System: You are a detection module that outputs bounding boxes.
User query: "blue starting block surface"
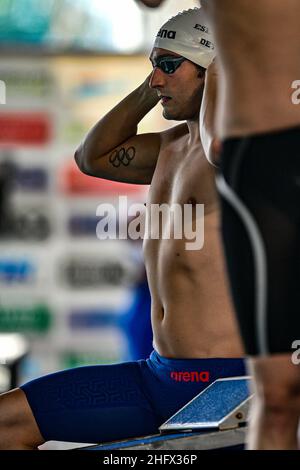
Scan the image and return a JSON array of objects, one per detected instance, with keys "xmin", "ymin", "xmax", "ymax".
[{"xmin": 160, "ymin": 376, "xmax": 253, "ymax": 433}]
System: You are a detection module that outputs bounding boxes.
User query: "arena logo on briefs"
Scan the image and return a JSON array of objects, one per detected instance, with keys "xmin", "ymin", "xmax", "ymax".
[
  {"xmin": 95, "ymin": 196, "xmax": 205, "ymax": 251},
  {"xmin": 170, "ymin": 371, "xmax": 210, "ymax": 383},
  {"xmin": 0, "ymin": 80, "xmax": 6, "ymax": 104}
]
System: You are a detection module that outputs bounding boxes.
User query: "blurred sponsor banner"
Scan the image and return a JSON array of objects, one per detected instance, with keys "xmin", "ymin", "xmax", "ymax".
[
  {"xmin": 59, "ymin": 254, "xmax": 138, "ymax": 289},
  {"xmin": 0, "ymin": 304, "xmax": 52, "ymax": 334},
  {"xmin": 0, "ymin": 248, "xmax": 52, "ymax": 286},
  {"xmin": 59, "ymin": 160, "xmax": 148, "ymax": 197},
  {"xmin": 0, "ymin": 65, "xmax": 56, "ymax": 105},
  {"xmin": 0, "ymin": 113, "xmax": 52, "ymax": 146}
]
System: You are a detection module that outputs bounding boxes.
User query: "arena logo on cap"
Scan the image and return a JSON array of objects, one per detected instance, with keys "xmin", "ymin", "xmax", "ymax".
[
  {"xmin": 157, "ymin": 29, "xmax": 177, "ymax": 39},
  {"xmin": 0, "ymin": 80, "xmax": 6, "ymax": 105},
  {"xmin": 95, "ymin": 196, "xmax": 204, "ymax": 251}
]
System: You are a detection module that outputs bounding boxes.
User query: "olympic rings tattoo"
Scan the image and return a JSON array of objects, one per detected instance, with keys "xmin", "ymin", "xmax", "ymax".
[{"xmin": 109, "ymin": 147, "xmax": 136, "ymax": 168}]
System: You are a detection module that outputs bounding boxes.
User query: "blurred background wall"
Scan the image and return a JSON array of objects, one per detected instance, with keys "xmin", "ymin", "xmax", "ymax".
[{"xmin": 0, "ymin": 0, "xmax": 198, "ymax": 395}]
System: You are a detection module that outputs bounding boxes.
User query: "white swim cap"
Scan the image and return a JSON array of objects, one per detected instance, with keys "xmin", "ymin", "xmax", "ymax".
[{"xmin": 153, "ymin": 8, "xmax": 215, "ymax": 69}]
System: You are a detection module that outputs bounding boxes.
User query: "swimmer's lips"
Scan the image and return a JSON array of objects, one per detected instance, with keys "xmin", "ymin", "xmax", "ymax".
[{"xmin": 160, "ymin": 96, "xmax": 172, "ymax": 105}]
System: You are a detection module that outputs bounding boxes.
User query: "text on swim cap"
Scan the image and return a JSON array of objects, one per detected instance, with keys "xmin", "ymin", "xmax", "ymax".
[
  {"xmin": 157, "ymin": 29, "xmax": 177, "ymax": 40},
  {"xmin": 200, "ymin": 38, "xmax": 214, "ymax": 50},
  {"xmin": 194, "ymin": 23, "xmax": 210, "ymax": 34}
]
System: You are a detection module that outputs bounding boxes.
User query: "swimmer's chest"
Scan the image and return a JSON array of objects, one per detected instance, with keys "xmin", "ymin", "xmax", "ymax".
[{"xmin": 148, "ymin": 146, "xmax": 216, "ymax": 207}]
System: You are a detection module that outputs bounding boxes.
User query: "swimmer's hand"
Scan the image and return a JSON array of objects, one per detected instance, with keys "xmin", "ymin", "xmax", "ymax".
[
  {"xmin": 144, "ymin": 72, "xmax": 162, "ymax": 103},
  {"xmin": 199, "ymin": 59, "xmax": 221, "ymax": 167}
]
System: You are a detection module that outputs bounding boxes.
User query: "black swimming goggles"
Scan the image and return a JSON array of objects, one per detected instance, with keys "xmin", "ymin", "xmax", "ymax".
[{"xmin": 151, "ymin": 56, "xmax": 186, "ymax": 75}]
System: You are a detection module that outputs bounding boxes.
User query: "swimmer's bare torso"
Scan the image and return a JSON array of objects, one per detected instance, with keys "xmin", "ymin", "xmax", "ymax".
[
  {"xmin": 144, "ymin": 124, "xmax": 242, "ymax": 358},
  {"xmin": 75, "ymin": 70, "xmax": 243, "ymax": 359},
  {"xmin": 201, "ymin": 0, "xmax": 300, "ymax": 138}
]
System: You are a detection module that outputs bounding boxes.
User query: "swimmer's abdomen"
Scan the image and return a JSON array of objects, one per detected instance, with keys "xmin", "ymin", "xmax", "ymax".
[{"xmin": 144, "ymin": 212, "xmax": 243, "ymax": 358}]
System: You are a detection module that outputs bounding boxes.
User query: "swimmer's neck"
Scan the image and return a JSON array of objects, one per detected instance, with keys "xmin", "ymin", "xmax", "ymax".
[{"xmin": 186, "ymin": 117, "xmax": 200, "ymax": 147}]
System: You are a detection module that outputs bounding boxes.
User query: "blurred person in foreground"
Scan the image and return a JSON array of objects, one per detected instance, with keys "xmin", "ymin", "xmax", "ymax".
[{"xmin": 199, "ymin": 0, "xmax": 300, "ymax": 450}]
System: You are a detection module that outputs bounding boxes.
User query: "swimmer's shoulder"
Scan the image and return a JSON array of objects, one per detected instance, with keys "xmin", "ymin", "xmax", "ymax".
[{"xmin": 159, "ymin": 123, "xmax": 189, "ymax": 149}]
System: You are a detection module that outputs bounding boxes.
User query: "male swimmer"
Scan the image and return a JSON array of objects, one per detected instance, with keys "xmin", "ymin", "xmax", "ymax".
[
  {"xmin": 0, "ymin": 9, "xmax": 245, "ymax": 450},
  {"xmin": 199, "ymin": 0, "xmax": 300, "ymax": 450}
]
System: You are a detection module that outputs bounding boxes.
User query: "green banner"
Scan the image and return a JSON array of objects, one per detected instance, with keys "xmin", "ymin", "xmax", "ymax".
[{"xmin": 0, "ymin": 304, "xmax": 52, "ymax": 333}]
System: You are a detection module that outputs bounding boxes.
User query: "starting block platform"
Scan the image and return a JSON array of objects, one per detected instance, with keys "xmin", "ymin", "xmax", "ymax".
[{"xmin": 81, "ymin": 376, "xmax": 253, "ymax": 451}]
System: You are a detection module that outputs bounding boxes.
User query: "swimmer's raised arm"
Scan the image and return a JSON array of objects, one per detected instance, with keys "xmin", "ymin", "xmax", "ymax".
[
  {"xmin": 75, "ymin": 75, "xmax": 162, "ymax": 185},
  {"xmin": 199, "ymin": 59, "xmax": 221, "ymax": 167}
]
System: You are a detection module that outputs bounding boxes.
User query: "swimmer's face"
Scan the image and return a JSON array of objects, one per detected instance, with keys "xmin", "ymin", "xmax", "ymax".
[{"xmin": 149, "ymin": 48, "xmax": 205, "ymax": 121}]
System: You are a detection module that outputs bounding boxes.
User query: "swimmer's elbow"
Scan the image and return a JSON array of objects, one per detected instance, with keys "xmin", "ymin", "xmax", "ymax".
[
  {"xmin": 74, "ymin": 146, "xmax": 86, "ymax": 173},
  {"xmin": 74, "ymin": 145, "xmax": 94, "ymax": 176}
]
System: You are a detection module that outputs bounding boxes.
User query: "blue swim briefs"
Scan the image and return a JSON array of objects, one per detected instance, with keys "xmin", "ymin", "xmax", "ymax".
[{"xmin": 20, "ymin": 350, "xmax": 246, "ymax": 443}]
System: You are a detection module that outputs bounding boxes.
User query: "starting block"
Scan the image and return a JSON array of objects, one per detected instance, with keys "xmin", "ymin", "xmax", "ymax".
[
  {"xmin": 80, "ymin": 376, "xmax": 253, "ymax": 451},
  {"xmin": 160, "ymin": 376, "xmax": 253, "ymax": 433}
]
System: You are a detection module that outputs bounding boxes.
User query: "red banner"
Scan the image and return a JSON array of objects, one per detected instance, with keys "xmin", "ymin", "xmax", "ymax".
[
  {"xmin": 60, "ymin": 160, "xmax": 148, "ymax": 197},
  {"xmin": 0, "ymin": 113, "xmax": 51, "ymax": 146}
]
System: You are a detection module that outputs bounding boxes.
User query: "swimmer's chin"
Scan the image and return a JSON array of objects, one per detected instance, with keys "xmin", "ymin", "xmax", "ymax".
[{"xmin": 162, "ymin": 110, "xmax": 186, "ymax": 121}]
